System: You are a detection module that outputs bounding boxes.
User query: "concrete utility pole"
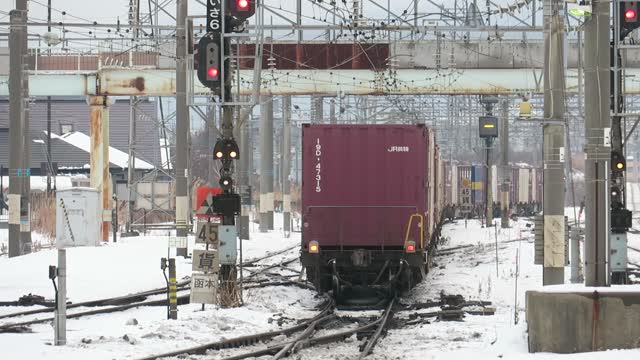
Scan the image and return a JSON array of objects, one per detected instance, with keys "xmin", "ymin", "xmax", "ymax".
[
  {"xmin": 541, "ymin": 0, "xmax": 566, "ymax": 285},
  {"xmin": 313, "ymin": 96, "xmax": 323, "ymax": 123},
  {"xmin": 238, "ymin": 114, "xmax": 250, "ymax": 240},
  {"xmin": 8, "ymin": 8, "xmax": 25, "ymax": 257},
  {"xmin": 486, "ymin": 145, "xmax": 493, "ymax": 226},
  {"xmin": 501, "ymin": 97, "xmax": 510, "ymax": 228},
  {"xmin": 19, "ymin": 0, "xmax": 31, "ymax": 253},
  {"xmin": 330, "ymin": 98, "xmax": 337, "ymax": 124},
  {"xmin": 46, "ymin": 0, "xmax": 52, "ymax": 194},
  {"xmin": 54, "ymin": 248, "xmax": 66, "ymax": 345},
  {"xmin": 127, "ymin": 97, "xmax": 137, "ymax": 233},
  {"xmin": 480, "ymin": 96, "xmax": 498, "ymax": 226},
  {"xmin": 175, "ymin": 0, "xmax": 189, "ymax": 257},
  {"xmin": 283, "ymin": 96, "xmax": 292, "ymax": 234},
  {"xmin": 259, "ymin": 96, "xmax": 274, "ymax": 232},
  {"xmin": 584, "ymin": 0, "xmax": 610, "ymax": 286}
]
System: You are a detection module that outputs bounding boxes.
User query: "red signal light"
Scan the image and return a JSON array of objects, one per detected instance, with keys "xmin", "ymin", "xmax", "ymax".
[
  {"xmin": 237, "ymin": 0, "xmax": 249, "ymax": 10},
  {"xmin": 207, "ymin": 67, "xmax": 219, "ymax": 78},
  {"xmin": 406, "ymin": 242, "xmax": 416, "ymax": 253},
  {"xmin": 626, "ymin": 9, "xmax": 637, "ymax": 20}
]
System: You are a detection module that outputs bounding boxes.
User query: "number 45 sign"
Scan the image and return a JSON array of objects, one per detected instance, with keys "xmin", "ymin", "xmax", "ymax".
[{"xmin": 196, "ymin": 222, "xmax": 219, "ymax": 247}]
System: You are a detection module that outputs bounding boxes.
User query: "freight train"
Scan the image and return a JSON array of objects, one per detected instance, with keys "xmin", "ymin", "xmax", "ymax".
[
  {"xmin": 444, "ymin": 163, "xmax": 543, "ymax": 219},
  {"xmin": 300, "ymin": 124, "xmax": 446, "ymax": 295},
  {"xmin": 299, "ymin": 124, "xmax": 542, "ymax": 297}
]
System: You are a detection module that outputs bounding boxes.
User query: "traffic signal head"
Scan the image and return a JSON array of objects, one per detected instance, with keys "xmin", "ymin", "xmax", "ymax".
[
  {"xmin": 219, "ymin": 175, "xmax": 233, "ymax": 190},
  {"xmin": 620, "ymin": 2, "xmax": 640, "ymax": 40},
  {"xmin": 611, "ymin": 186, "xmax": 622, "ymax": 206},
  {"xmin": 228, "ymin": 0, "xmax": 255, "ymax": 20},
  {"xmin": 196, "ymin": 33, "xmax": 222, "ymax": 90},
  {"xmin": 625, "ymin": 3, "xmax": 638, "ymax": 21},
  {"xmin": 213, "ymin": 139, "xmax": 240, "ymax": 161},
  {"xmin": 212, "ymin": 193, "xmax": 241, "ymax": 217},
  {"xmin": 479, "ymin": 116, "xmax": 499, "ymax": 138},
  {"xmin": 612, "ymin": 207, "xmax": 632, "ymax": 233},
  {"xmin": 611, "ymin": 151, "xmax": 626, "ymax": 172}
]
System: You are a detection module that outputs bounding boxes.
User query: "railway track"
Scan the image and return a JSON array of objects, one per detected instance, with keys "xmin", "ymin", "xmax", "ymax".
[
  {"xmin": 208, "ymin": 297, "xmax": 397, "ymax": 360},
  {"xmin": 0, "ymin": 244, "xmax": 302, "ymax": 329},
  {"xmin": 135, "ymin": 296, "xmax": 335, "ymax": 360},
  {"xmin": 0, "ymin": 292, "xmax": 191, "ymax": 333}
]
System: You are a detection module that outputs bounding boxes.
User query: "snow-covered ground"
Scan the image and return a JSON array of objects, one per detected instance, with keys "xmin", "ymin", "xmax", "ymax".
[{"xmin": 2, "ymin": 212, "xmax": 640, "ymax": 359}]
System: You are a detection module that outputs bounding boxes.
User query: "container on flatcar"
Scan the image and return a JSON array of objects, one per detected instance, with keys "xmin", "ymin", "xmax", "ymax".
[{"xmin": 300, "ymin": 124, "xmax": 435, "ymax": 292}]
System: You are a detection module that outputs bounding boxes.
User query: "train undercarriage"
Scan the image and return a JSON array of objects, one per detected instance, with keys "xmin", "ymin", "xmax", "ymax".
[{"xmin": 301, "ymin": 247, "xmax": 431, "ymax": 298}]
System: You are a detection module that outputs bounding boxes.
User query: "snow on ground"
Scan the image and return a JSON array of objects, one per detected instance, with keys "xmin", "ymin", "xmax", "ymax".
[
  {"xmin": 373, "ymin": 216, "xmax": 640, "ymax": 360},
  {"xmin": 2, "ymin": 212, "xmax": 640, "ymax": 359},
  {"xmin": 0, "ymin": 213, "xmax": 316, "ymax": 360}
]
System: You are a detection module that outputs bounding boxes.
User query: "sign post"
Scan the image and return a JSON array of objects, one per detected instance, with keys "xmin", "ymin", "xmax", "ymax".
[
  {"xmin": 190, "ymin": 186, "xmax": 223, "ymax": 306},
  {"xmin": 54, "ymin": 248, "xmax": 66, "ymax": 345},
  {"xmin": 53, "ymin": 188, "xmax": 100, "ymax": 345},
  {"xmin": 460, "ymin": 178, "xmax": 472, "ymax": 216}
]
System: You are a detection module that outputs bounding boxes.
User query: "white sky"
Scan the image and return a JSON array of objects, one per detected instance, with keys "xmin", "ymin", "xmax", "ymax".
[
  {"xmin": 0, "ymin": 1, "xmax": 547, "ymax": 50},
  {"xmin": 0, "ymin": 0, "xmax": 540, "ymax": 30}
]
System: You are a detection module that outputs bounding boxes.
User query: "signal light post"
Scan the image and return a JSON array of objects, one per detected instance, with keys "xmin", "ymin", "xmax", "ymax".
[
  {"xmin": 195, "ymin": 0, "xmax": 256, "ymax": 300},
  {"xmin": 607, "ymin": 1, "xmax": 640, "ymax": 284},
  {"xmin": 478, "ymin": 96, "xmax": 499, "ymax": 228}
]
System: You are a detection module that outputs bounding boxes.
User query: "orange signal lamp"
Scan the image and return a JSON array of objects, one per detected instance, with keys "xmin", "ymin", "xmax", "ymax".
[
  {"xmin": 616, "ymin": 162, "xmax": 625, "ymax": 170},
  {"xmin": 309, "ymin": 241, "xmax": 320, "ymax": 253}
]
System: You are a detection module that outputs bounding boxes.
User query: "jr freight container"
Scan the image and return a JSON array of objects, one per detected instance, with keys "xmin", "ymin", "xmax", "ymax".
[{"xmin": 300, "ymin": 124, "xmax": 437, "ymax": 294}]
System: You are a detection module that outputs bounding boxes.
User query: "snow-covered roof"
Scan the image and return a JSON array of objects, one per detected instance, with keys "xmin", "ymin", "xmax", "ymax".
[{"xmin": 48, "ymin": 131, "xmax": 154, "ymax": 170}]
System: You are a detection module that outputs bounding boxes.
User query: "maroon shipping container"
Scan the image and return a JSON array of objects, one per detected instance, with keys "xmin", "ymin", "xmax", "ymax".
[{"xmin": 301, "ymin": 124, "xmax": 431, "ymax": 250}]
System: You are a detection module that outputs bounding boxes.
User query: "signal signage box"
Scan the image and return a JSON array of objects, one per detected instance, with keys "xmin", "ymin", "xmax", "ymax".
[
  {"xmin": 479, "ymin": 116, "xmax": 499, "ymax": 138},
  {"xmin": 56, "ymin": 188, "xmax": 101, "ymax": 249},
  {"xmin": 206, "ymin": 0, "xmax": 222, "ymax": 33}
]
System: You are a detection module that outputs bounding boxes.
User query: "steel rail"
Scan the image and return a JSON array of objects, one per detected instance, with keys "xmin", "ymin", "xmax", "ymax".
[
  {"xmin": 0, "ymin": 292, "xmax": 191, "ymax": 331},
  {"xmin": 0, "ymin": 244, "xmax": 300, "ymax": 322},
  {"xmin": 221, "ymin": 298, "xmax": 397, "ymax": 360},
  {"xmin": 357, "ymin": 297, "xmax": 396, "ymax": 359},
  {"xmin": 134, "ymin": 297, "xmax": 335, "ymax": 360}
]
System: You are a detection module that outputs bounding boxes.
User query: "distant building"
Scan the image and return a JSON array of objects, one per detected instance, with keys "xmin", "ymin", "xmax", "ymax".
[{"xmin": 0, "ymin": 97, "xmax": 163, "ymax": 177}]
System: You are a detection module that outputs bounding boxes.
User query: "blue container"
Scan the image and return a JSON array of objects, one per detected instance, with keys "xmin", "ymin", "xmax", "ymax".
[{"xmin": 471, "ymin": 165, "xmax": 485, "ymax": 204}]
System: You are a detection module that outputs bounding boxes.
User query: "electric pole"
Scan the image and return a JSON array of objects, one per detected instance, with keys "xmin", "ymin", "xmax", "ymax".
[
  {"xmin": 259, "ymin": 96, "xmax": 274, "ymax": 232},
  {"xmin": 479, "ymin": 96, "xmax": 499, "ymax": 227},
  {"xmin": 541, "ymin": 0, "xmax": 566, "ymax": 285},
  {"xmin": 19, "ymin": 0, "xmax": 31, "ymax": 254},
  {"xmin": 8, "ymin": 7, "xmax": 26, "ymax": 257},
  {"xmin": 501, "ymin": 97, "xmax": 510, "ymax": 228},
  {"xmin": 584, "ymin": 0, "xmax": 611, "ymax": 286},
  {"xmin": 175, "ymin": 0, "xmax": 189, "ymax": 257},
  {"xmin": 47, "ymin": 0, "xmax": 52, "ymax": 193},
  {"xmin": 283, "ymin": 96, "xmax": 292, "ymax": 234}
]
